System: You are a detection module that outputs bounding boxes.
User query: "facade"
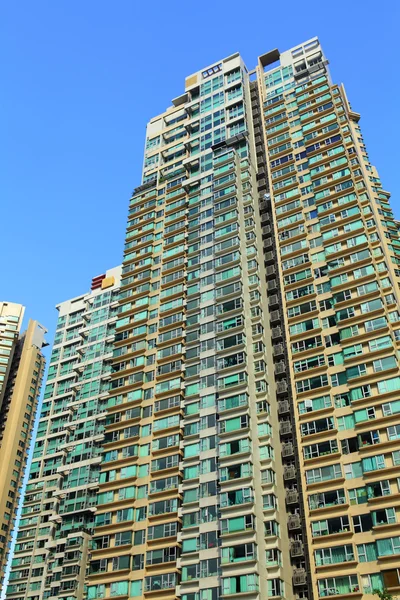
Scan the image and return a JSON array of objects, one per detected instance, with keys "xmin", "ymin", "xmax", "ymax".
[
  {"xmin": 8, "ymin": 37, "xmax": 400, "ymax": 600},
  {"xmin": 0, "ymin": 302, "xmax": 46, "ymax": 590},
  {"xmin": 258, "ymin": 42, "xmax": 400, "ymax": 599},
  {"xmin": 86, "ymin": 38, "xmax": 400, "ymax": 600},
  {"xmin": 6, "ymin": 269, "xmax": 121, "ymax": 600}
]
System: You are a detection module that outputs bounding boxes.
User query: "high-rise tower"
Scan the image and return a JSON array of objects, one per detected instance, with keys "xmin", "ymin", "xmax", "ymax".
[
  {"xmin": 9, "ymin": 37, "xmax": 400, "ymax": 600},
  {"xmin": 6, "ymin": 270, "xmax": 120, "ymax": 600},
  {"xmin": 86, "ymin": 37, "xmax": 400, "ymax": 600},
  {"xmin": 0, "ymin": 302, "xmax": 46, "ymax": 590}
]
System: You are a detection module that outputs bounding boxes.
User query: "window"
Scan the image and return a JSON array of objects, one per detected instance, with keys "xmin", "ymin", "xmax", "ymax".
[
  {"xmin": 112, "ymin": 555, "xmax": 130, "ymax": 571},
  {"xmin": 377, "ymin": 377, "xmax": 400, "ymax": 396},
  {"xmin": 318, "ymin": 575, "xmax": 359, "ymax": 597},
  {"xmin": 267, "ymin": 579, "xmax": 283, "ymax": 597},
  {"xmin": 388, "ymin": 425, "xmax": 400, "ymax": 441},
  {"xmin": 301, "ymin": 417, "xmax": 334, "ymax": 436},
  {"xmin": 115, "ymin": 531, "xmax": 132, "ymax": 547},
  {"xmin": 372, "ymin": 507, "xmax": 396, "ymax": 526},
  {"xmin": 376, "ymin": 536, "xmax": 400, "ymax": 557},
  {"xmin": 144, "ymin": 573, "xmax": 176, "ymax": 592},
  {"xmin": 110, "ymin": 581, "xmax": 129, "ymax": 597},
  {"xmin": 222, "ymin": 574, "xmax": 258, "ymax": 595},
  {"xmin": 315, "ymin": 545, "xmax": 354, "ymax": 566},
  {"xmin": 312, "ymin": 516, "xmax": 349, "ymax": 537},
  {"xmin": 361, "ymin": 454, "xmax": 385, "ymax": 472},
  {"xmin": 361, "ymin": 574, "xmax": 383, "ymax": 595},
  {"xmin": 130, "ymin": 581, "xmax": 143, "ymax": 597},
  {"xmin": 306, "ymin": 463, "xmax": 342, "ymax": 484},
  {"xmin": 344, "ymin": 462, "xmax": 362, "ymax": 479},
  {"xmin": 357, "ymin": 543, "xmax": 377, "ymax": 562}
]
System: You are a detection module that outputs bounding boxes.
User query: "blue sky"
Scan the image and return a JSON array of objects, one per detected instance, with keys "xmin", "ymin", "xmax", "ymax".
[{"xmin": 2, "ymin": 0, "xmax": 399, "ymax": 346}]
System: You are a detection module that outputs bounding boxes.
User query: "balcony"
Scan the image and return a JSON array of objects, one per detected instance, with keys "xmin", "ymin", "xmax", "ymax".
[
  {"xmin": 267, "ymin": 279, "xmax": 278, "ymax": 291},
  {"xmin": 272, "ymin": 327, "xmax": 283, "ymax": 341},
  {"xmin": 276, "ymin": 380, "xmax": 288, "ymax": 394},
  {"xmin": 278, "ymin": 400, "xmax": 290, "ymax": 415},
  {"xmin": 268, "ymin": 294, "xmax": 279, "ymax": 308},
  {"xmin": 264, "ymin": 251, "xmax": 275, "ymax": 264},
  {"xmin": 273, "ymin": 344, "xmax": 284, "ymax": 358},
  {"xmin": 270, "ymin": 310, "xmax": 281, "ymax": 323},
  {"xmin": 275, "ymin": 362, "xmax": 286, "ymax": 375},
  {"xmin": 279, "ymin": 421, "xmax": 292, "ymax": 436},
  {"xmin": 291, "ymin": 541, "xmax": 304, "ymax": 557},
  {"xmin": 282, "ymin": 442, "xmax": 294, "ymax": 457},
  {"xmin": 261, "ymin": 213, "xmax": 270, "ymax": 225},
  {"xmin": 293, "ymin": 569, "xmax": 307, "ymax": 586},
  {"xmin": 266, "ymin": 265, "xmax": 276, "ymax": 278},
  {"xmin": 264, "ymin": 237, "xmax": 273, "ymax": 250},
  {"xmin": 284, "ymin": 465, "xmax": 297, "ymax": 480},
  {"xmin": 286, "ymin": 490, "xmax": 299, "ymax": 505},
  {"xmin": 288, "ymin": 515, "xmax": 301, "ymax": 530}
]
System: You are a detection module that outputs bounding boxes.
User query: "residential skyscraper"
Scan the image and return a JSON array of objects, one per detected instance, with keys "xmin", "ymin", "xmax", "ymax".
[
  {"xmin": 85, "ymin": 37, "xmax": 400, "ymax": 600},
  {"xmin": 6, "ymin": 269, "xmax": 121, "ymax": 600},
  {"xmin": 9, "ymin": 36, "xmax": 400, "ymax": 600},
  {"xmin": 0, "ymin": 302, "xmax": 46, "ymax": 591}
]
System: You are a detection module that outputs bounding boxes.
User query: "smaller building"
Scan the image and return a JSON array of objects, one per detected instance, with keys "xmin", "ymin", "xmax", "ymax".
[
  {"xmin": 0, "ymin": 302, "xmax": 47, "ymax": 591},
  {"xmin": 6, "ymin": 269, "xmax": 121, "ymax": 600}
]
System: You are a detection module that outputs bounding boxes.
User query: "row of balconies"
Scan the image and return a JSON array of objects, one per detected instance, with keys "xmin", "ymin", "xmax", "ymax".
[{"xmin": 257, "ymin": 92, "xmax": 311, "ymax": 600}]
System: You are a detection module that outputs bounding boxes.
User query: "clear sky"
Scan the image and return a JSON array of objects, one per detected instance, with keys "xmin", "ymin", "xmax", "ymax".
[{"xmin": 2, "ymin": 0, "xmax": 399, "ymax": 347}]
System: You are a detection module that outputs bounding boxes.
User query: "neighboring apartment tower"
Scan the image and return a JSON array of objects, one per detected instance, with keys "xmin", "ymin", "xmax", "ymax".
[
  {"xmin": 86, "ymin": 38, "xmax": 400, "ymax": 600},
  {"xmin": 257, "ymin": 42, "xmax": 400, "ymax": 598},
  {"xmin": 6, "ymin": 269, "xmax": 121, "ymax": 600},
  {"xmin": 0, "ymin": 302, "xmax": 46, "ymax": 590}
]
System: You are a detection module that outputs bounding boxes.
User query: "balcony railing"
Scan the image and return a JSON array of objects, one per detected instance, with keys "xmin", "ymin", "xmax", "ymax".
[
  {"xmin": 293, "ymin": 569, "xmax": 307, "ymax": 586},
  {"xmin": 271, "ymin": 327, "xmax": 282, "ymax": 340},
  {"xmin": 268, "ymin": 294, "xmax": 279, "ymax": 307},
  {"xmin": 284, "ymin": 466, "xmax": 297, "ymax": 480},
  {"xmin": 266, "ymin": 265, "xmax": 276, "ymax": 278},
  {"xmin": 286, "ymin": 490, "xmax": 299, "ymax": 504},
  {"xmin": 275, "ymin": 362, "xmax": 286, "ymax": 374},
  {"xmin": 282, "ymin": 442, "xmax": 294, "ymax": 457},
  {"xmin": 290, "ymin": 541, "xmax": 304, "ymax": 556},
  {"xmin": 288, "ymin": 515, "xmax": 302, "ymax": 530},
  {"xmin": 276, "ymin": 380, "xmax": 288, "ymax": 394},
  {"xmin": 264, "ymin": 251, "xmax": 275, "ymax": 264},
  {"xmin": 278, "ymin": 400, "xmax": 290, "ymax": 414},
  {"xmin": 270, "ymin": 310, "xmax": 281, "ymax": 323},
  {"xmin": 279, "ymin": 420, "xmax": 292, "ymax": 435}
]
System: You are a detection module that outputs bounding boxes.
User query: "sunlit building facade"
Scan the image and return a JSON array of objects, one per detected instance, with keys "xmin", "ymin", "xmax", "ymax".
[
  {"xmin": 87, "ymin": 38, "xmax": 400, "ymax": 600},
  {"xmin": 6, "ymin": 270, "xmax": 120, "ymax": 600},
  {"xmin": 0, "ymin": 302, "xmax": 46, "ymax": 591}
]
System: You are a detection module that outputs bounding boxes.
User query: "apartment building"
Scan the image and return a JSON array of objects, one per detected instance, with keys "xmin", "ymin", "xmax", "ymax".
[
  {"xmin": 9, "ymin": 37, "xmax": 400, "ymax": 600},
  {"xmin": 87, "ymin": 38, "xmax": 400, "ymax": 600},
  {"xmin": 256, "ymin": 40, "xmax": 400, "ymax": 598},
  {"xmin": 85, "ymin": 47, "xmax": 308, "ymax": 600},
  {"xmin": 6, "ymin": 270, "xmax": 121, "ymax": 600},
  {"xmin": 0, "ymin": 302, "xmax": 46, "ymax": 590}
]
